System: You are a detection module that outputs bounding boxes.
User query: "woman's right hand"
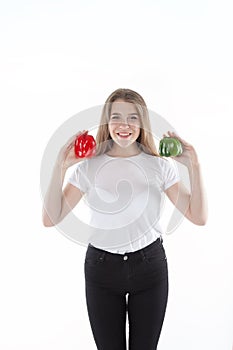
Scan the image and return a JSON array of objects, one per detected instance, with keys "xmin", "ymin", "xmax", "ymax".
[{"xmin": 56, "ymin": 130, "xmax": 88, "ymax": 170}]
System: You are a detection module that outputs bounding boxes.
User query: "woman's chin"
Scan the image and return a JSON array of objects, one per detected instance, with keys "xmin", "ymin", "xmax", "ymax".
[{"xmin": 114, "ymin": 140, "xmax": 133, "ymax": 148}]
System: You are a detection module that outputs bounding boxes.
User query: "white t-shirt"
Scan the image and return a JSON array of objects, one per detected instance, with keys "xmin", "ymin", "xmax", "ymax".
[{"xmin": 68, "ymin": 151, "xmax": 180, "ymax": 254}]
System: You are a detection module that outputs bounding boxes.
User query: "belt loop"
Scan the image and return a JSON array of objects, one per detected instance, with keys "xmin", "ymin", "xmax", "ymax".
[
  {"xmin": 99, "ymin": 251, "xmax": 106, "ymax": 262},
  {"xmin": 140, "ymin": 248, "xmax": 146, "ymax": 261},
  {"xmin": 160, "ymin": 236, "xmax": 163, "ymax": 244}
]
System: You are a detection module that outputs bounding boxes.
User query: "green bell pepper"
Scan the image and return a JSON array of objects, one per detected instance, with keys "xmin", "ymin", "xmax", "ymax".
[{"xmin": 159, "ymin": 137, "xmax": 183, "ymax": 157}]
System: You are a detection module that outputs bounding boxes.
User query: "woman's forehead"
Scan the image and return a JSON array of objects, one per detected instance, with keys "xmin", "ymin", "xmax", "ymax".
[{"xmin": 111, "ymin": 100, "xmax": 139, "ymax": 114}]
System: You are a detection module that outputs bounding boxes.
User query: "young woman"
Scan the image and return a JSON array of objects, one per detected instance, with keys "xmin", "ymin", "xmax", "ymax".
[{"xmin": 42, "ymin": 88, "xmax": 207, "ymax": 350}]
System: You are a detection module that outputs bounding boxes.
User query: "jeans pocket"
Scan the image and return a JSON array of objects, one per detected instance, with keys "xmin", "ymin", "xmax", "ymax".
[
  {"xmin": 85, "ymin": 249, "xmax": 104, "ymax": 267},
  {"xmin": 144, "ymin": 245, "xmax": 167, "ymax": 264}
]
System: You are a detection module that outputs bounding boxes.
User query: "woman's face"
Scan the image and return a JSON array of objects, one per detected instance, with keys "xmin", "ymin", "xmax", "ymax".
[{"xmin": 108, "ymin": 99, "xmax": 141, "ymax": 148}]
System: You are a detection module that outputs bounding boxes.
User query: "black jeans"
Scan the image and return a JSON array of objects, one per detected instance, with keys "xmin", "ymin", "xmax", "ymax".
[{"xmin": 84, "ymin": 237, "xmax": 168, "ymax": 350}]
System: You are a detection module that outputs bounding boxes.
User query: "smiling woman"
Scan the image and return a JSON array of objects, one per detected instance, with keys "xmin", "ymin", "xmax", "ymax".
[
  {"xmin": 94, "ymin": 88, "xmax": 160, "ymax": 157},
  {"xmin": 110, "ymin": 113, "xmax": 139, "ymax": 138},
  {"xmin": 42, "ymin": 87, "xmax": 207, "ymax": 350},
  {"xmin": 107, "ymin": 99, "xmax": 142, "ymax": 154}
]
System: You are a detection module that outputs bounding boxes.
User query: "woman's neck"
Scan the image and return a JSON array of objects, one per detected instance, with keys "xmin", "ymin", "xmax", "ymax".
[{"xmin": 106, "ymin": 145, "xmax": 141, "ymax": 158}]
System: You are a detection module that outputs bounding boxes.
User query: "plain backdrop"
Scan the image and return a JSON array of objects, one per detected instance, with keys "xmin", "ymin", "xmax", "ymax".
[{"xmin": 0, "ymin": 0, "xmax": 232, "ymax": 349}]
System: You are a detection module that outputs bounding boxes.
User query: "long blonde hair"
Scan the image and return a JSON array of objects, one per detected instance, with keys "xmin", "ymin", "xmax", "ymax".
[{"xmin": 95, "ymin": 88, "xmax": 159, "ymax": 157}]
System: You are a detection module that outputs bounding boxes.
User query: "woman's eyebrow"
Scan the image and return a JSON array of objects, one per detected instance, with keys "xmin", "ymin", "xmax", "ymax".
[{"xmin": 111, "ymin": 112, "xmax": 139, "ymax": 115}]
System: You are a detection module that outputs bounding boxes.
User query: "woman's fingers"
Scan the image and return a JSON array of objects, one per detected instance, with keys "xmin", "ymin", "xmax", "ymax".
[
  {"xmin": 166, "ymin": 131, "xmax": 190, "ymax": 147},
  {"xmin": 65, "ymin": 130, "xmax": 88, "ymax": 148},
  {"xmin": 163, "ymin": 131, "xmax": 177, "ymax": 138}
]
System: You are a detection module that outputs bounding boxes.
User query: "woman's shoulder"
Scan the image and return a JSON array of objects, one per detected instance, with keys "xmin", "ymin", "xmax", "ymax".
[
  {"xmin": 141, "ymin": 152, "xmax": 173, "ymax": 172},
  {"xmin": 142, "ymin": 152, "xmax": 167, "ymax": 164}
]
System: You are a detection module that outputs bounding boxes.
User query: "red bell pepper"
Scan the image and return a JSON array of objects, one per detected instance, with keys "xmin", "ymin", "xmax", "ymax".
[{"xmin": 74, "ymin": 131, "xmax": 96, "ymax": 158}]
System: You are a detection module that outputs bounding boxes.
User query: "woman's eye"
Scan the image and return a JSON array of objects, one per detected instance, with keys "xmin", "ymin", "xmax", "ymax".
[
  {"xmin": 129, "ymin": 116, "xmax": 139, "ymax": 121},
  {"xmin": 110, "ymin": 115, "xmax": 139, "ymax": 122}
]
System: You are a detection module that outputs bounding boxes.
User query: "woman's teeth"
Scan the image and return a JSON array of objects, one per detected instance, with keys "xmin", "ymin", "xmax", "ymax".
[{"xmin": 117, "ymin": 133, "xmax": 132, "ymax": 138}]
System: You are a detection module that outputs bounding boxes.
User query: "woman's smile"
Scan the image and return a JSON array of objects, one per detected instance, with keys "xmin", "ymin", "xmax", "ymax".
[{"xmin": 116, "ymin": 132, "xmax": 132, "ymax": 138}]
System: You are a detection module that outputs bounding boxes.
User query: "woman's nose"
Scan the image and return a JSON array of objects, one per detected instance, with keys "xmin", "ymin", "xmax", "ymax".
[
  {"xmin": 118, "ymin": 118, "xmax": 130, "ymax": 127},
  {"xmin": 119, "ymin": 122, "xmax": 130, "ymax": 128}
]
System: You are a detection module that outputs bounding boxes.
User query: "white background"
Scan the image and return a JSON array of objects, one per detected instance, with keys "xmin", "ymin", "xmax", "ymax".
[{"xmin": 1, "ymin": 0, "xmax": 232, "ymax": 349}]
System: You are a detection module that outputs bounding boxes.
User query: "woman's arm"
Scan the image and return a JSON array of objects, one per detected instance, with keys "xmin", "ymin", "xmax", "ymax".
[
  {"xmin": 164, "ymin": 131, "xmax": 208, "ymax": 226},
  {"xmin": 42, "ymin": 131, "xmax": 86, "ymax": 227},
  {"xmin": 42, "ymin": 165, "xmax": 84, "ymax": 227}
]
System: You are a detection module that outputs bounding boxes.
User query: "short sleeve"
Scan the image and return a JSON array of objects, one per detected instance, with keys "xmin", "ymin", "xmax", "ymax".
[
  {"xmin": 68, "ymin": 162, "xmax": 90, "ymax": 194},
  {"xmin": 162, "ymin": 159, "xmax": 180, "ymax": 191}
]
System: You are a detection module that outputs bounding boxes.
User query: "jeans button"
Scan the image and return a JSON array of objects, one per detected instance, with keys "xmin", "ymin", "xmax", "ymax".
[{"xmin": 123, "ymin": 255, "xmax": 128, "ymax": 261}]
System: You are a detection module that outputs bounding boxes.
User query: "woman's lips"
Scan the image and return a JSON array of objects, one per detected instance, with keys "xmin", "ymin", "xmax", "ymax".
[{"xmin": 116, "ymin": 132, "xmax": 132, "ymax": 138}]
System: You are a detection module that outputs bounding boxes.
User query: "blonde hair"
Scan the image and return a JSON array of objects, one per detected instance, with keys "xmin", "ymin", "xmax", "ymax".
[{"xmin": 95, "ymin": 88, "xmax": 159, "ymax": 157}]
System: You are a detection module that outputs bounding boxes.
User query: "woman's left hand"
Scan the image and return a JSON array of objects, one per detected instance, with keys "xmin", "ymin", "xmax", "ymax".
[{"xmin": 163, "ymin": 131, "xmax": 199, "ymax": 167}]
